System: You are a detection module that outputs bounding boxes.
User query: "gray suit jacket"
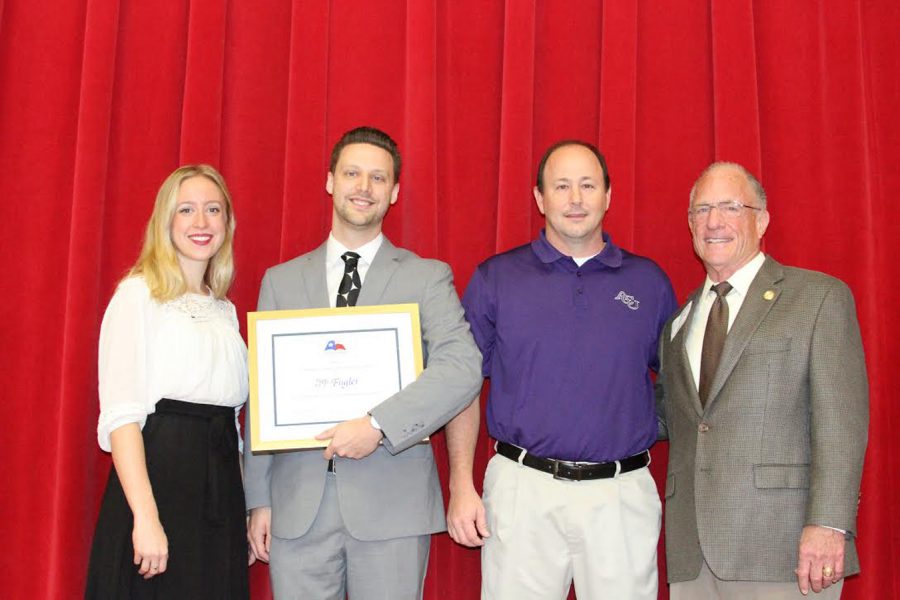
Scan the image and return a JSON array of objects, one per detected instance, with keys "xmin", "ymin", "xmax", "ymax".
[
  {"xmin": 657, "ymin": 256, "xmax": 868, "ymax": 583},
  {"xmin": 244, "ymin": 237, "xmax": 482, "ymax": 541}
]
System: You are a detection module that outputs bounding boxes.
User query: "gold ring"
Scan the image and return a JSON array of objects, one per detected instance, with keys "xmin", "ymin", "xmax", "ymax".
[{"xmin": 823, "ymin": 566, "xmax": 834, "ymax": 578}]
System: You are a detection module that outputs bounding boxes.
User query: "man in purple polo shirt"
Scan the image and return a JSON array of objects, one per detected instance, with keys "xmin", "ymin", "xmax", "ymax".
[{"xmin": 444, "ymin": 140, "xmax": 677, "ymax": 599}]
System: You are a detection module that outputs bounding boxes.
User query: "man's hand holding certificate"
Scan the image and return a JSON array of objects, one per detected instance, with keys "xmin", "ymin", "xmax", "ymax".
[{"xmin": 316, "ymin": 415, "xmax": 384, "ymax": 460}]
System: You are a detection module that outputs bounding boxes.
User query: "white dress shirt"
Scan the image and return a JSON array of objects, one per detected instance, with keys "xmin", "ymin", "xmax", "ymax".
[
  {"xmin": 685, "ymin": 252, "xmax": 766, "ymax": 390},
  {"xmin": 325, "ymin": 232, "xmax": 384, "ymax": 308}
]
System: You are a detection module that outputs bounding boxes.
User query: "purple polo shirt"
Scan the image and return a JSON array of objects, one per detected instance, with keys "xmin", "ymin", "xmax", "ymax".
[{"xmin": 463, "ymin": 231, "xmax": 677, "ymax": 462}]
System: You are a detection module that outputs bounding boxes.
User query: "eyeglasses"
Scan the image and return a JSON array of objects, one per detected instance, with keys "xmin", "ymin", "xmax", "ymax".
[{"xmin": 688, "ymin": 200, "xmax": 762, "ymax": 221}]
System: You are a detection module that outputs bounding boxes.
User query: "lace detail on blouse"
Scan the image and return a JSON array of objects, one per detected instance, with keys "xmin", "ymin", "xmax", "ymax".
[{"xmin": 163, "ymin": 293, "xmax": 233, "ymax": 322}]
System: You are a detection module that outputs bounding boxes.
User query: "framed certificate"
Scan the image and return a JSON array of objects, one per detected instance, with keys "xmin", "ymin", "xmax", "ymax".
[{"xmin": 247, "ymin": 304, "xmax": 423, "ymax": 452}]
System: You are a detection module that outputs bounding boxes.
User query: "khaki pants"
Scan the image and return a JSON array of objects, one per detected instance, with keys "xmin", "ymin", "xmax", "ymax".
[
  {"xmin": 481, "ymin": 454, "xmax": 660, "ymax": 600},
  {"xmin": 670, "ymin": 560, "xmax": 844, "ymax": 600}
]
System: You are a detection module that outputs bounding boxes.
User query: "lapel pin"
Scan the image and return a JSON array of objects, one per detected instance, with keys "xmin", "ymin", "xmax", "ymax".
[{"xmin": 763, "ymin": 290, "xmax": 775, "ymax": 300}]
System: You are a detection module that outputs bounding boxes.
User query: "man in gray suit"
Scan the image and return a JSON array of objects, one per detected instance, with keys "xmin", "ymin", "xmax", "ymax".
[
  {"xmin": 244, "ymin": 126, "xmax": 482, "ymax": 600},
  {"xmin": 657, "ymin": 162, "xmax": 868, "ymax": 599}
]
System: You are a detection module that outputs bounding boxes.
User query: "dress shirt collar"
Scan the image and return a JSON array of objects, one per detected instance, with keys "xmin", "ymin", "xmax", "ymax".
[
  {"xmin": 701, "ymin": 251, "xmax": 765, "ymax": 298},
  {"xmin": 531, "ymin": 230, "xmax": 623, "ymax": 269},
  {"xmin": 326, "ymin": 232, "xmax": 384, "ymax": 269}
]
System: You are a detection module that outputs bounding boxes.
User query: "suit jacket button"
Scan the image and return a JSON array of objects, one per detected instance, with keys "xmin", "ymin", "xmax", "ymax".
[{"xmin": 698, "ymin": 422, "xmax": 710, "ymax": 433}]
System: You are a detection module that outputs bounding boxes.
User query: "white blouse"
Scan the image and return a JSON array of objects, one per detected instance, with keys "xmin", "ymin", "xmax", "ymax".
[{"xmin": 96, "ymin": 276, "xmax": 249, "ymax": 452}]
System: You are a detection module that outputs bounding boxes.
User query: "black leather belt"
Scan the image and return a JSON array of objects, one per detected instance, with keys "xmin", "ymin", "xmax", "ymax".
[{"xmin": 496, "ymin": 441, "xmax": 649, "ymax": 481}]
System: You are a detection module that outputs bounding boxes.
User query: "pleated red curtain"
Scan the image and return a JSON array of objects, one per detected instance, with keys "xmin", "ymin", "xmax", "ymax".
[{"xmin": 1, "ymin": 1, "xmax": 897, "ymax": 598}]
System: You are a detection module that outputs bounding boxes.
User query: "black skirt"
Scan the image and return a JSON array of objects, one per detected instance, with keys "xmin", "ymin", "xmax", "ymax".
[{"xmin": 86, "ymin": 399, "xmax": 249, "ymax": 599}]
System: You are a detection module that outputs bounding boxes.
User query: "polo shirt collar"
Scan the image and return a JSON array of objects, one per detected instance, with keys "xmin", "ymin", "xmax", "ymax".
[{"xmin": 531, "ymin": 229, "xmax": 623, "ymax": 268}]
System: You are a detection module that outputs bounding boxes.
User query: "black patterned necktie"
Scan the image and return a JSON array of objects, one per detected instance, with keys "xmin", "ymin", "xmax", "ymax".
[
  {"xmin": 698, "ymin": 281, "xmax": 732, "ymax": 407},
  {"xmin": 336, "ymin": 251, "xmax": 362, "ymax": 307}
]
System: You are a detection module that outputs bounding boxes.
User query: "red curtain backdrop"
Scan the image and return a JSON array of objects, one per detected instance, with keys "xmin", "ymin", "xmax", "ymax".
[{"xmin": 1, "ymin": 1, "xmax": 897, "ymax": 598}]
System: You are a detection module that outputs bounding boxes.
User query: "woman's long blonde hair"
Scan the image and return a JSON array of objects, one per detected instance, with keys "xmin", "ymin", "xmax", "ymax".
[{"xmin": 128, "ymin": 164, "xmax": 236, "ymax": 302}]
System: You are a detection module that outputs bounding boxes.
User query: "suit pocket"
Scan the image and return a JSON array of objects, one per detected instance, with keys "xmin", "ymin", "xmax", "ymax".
[
  {"xmin": 393, "ymin": 442, "xmax": 433, "ymax": 460},
  {"xmin": 753, "ymin": 464, "xmax": 810, "ymax": 489},
  {"xmin": 745, "ymin": 337, "xmax": 791, "ymax": 355},
  {"xmin": 665, "ymin": 474, "xmax": 676, "ymax": 498}
]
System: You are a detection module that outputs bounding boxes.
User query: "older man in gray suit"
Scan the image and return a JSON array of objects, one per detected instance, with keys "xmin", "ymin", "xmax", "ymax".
[
  {"xmin": 244, "ymin": 126, "xmax": 482, "ymax": 600},
  {"xmin": 657, "ymin": 162, "xmax": 868, "ymax": 599}
]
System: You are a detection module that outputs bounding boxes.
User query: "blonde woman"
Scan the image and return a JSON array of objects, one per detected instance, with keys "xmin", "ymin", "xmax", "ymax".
[{"xmin": 86, "ymin": 165, "xmax": 249, "ymax": 599}]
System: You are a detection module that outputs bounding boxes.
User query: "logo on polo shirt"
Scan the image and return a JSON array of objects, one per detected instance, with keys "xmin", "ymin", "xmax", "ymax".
[
  {"xmin": 614, "ymin": 290, "xmax": 640, "ymax": 310},
  {"xmin": 324, "ymin": 340, "xmax": 347, "ymax": 351}
]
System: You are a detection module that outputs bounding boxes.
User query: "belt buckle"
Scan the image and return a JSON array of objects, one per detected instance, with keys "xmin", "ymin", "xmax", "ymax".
[{"xmin": 552, "ymin": 460, "xmax": 580, "ymax": 482}]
